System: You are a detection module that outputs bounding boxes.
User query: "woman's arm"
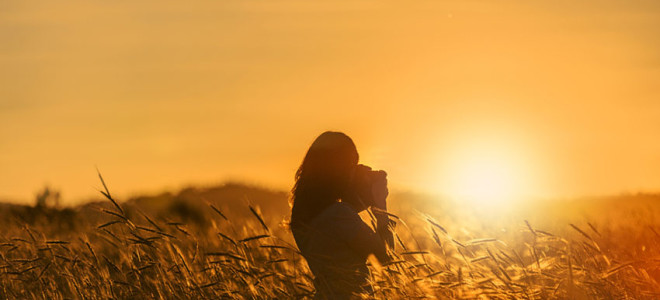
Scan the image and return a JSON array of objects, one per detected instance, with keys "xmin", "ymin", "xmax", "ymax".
[
  {"xmin": 371, "ymin": 172, "xmax": 395, "ymax": 251},
  {"xmin": 332, "ymin": 172, "xmax": 394, "ymax": 264},
  {"xmin": 333, "ymin": 209, "xmax": 392, "ymax": 264}
]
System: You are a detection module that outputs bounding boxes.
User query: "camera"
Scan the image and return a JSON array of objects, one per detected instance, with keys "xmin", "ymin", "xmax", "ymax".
[{"xmin": 346, "ymin": 164, "xmax": 387, "ymax": 209}]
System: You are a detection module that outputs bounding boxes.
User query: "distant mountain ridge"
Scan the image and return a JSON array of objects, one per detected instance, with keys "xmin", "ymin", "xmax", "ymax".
[
  {"xmin": 0, "ymin": 183, "xmax": 290, "ymax": 233},
  {"xmin": 2, "ymin": 182, "xmax": 659, "ymax": 234}
]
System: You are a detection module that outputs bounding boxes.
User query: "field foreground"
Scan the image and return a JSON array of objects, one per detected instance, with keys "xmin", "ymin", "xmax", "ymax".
[{"xmin": 1, "ymin": 181, "xmax": 659, "ymax": 299}]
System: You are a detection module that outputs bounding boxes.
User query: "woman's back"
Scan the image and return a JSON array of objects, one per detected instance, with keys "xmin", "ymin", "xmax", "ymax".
[{"xmin": 292, "ymin": 202, "xmax": 387, "ymax": 299}]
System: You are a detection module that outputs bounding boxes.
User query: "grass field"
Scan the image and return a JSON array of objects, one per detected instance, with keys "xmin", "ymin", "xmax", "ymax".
[{"xmin": 1, "ymin": 177, "xmax": 659, "ymax": 299}]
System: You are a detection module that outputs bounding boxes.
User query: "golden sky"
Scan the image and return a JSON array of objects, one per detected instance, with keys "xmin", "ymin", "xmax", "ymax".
[{"xmin": 1, "ymin": 0, "xmax": 659, "ymax": 204}]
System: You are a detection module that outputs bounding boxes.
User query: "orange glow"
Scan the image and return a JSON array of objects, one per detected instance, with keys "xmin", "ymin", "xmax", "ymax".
[
  {"xmin": 448, "ymin": 151, "xmax": 522, "ymax": 206},
  {"xmin": 1, "ymin": 0, "xmax": 660, "ymax": 203},
  {"xmin": 432, "ymin": 127, "xmax": 537, "ymax": 207}
]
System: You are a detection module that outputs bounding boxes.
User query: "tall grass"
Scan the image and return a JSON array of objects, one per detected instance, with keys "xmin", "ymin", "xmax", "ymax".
[{"xmin": 0, "ymin": 176, "xmax": 659, "ymax": 299}]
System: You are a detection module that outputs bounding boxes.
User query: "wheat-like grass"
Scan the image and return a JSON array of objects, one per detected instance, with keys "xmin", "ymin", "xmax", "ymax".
[{"xmin": 0, "ymin": 176, "xmax": 659, "ymax": 299}]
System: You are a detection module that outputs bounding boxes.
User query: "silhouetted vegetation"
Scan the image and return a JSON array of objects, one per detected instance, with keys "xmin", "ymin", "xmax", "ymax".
[{"xmin": 0, "ymin": 179, "xmax": 658, "ymax": 298}]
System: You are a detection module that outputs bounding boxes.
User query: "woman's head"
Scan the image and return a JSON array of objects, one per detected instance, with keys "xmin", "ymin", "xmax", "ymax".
[{"xmin": 290, "ymin": 131, "xmax": 359, "ymax": 227}]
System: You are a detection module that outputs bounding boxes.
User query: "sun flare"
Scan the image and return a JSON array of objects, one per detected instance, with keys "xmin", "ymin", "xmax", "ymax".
[
  {"xmin": 451, "ymin": 157, "xmax": 518, "ymax": 205},
  {"xmin": 443, "ymin": 139, "xmax": 531, "ymax": 207}
]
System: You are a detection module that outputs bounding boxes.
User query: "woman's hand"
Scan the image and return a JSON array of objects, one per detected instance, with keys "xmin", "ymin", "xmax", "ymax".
[{"xmin": 371, "ymin": 170, "xmax": 388, "ymax": 210}]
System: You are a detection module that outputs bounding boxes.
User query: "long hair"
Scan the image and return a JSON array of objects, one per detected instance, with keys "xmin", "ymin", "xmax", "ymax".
[{"xmin": 290, "ymin": 131, "xmax": 359, "ymax": 228}]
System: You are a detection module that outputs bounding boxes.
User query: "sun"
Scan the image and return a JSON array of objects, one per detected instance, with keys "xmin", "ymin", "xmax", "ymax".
[
  {"xmin": 443, "ymin": 141, "xmax": 531, "ymax": 207},
  {"xmin": 450, "ymin": 157, "xmax": 518, "ymax": 205}
]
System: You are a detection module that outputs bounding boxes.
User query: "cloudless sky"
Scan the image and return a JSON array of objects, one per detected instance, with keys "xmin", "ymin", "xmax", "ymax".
[{"xmin": 1, "ymin": 0, "xmax": 659, "ymax": 204}]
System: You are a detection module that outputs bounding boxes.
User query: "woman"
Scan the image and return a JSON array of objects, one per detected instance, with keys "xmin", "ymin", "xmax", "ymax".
[{"xmin": 290, "ymin": 131, "xmax": 394, "ymax": 299}]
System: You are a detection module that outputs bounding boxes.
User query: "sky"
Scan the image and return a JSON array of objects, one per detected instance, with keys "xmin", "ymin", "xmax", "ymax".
[{"xmin": 1, "ymin": 0, "xmax": 659, "ymax": 204}]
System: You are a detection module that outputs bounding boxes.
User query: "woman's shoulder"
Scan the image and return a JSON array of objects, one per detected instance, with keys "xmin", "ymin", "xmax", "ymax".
[
  {"xmin": 312, "ymin": 202, "xmax": 360, "ymax": 225},
  {"xmin": 323, "ymin": 201, "xmax": 358, "ymax": 216}
]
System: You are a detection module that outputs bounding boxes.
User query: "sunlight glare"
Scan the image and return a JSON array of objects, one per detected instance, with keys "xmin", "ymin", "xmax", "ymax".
[
  {"xmin": 452, "ymin": 157, "xmax": 517, "ymax": 206},
  {"xmin": 444, "ymin": 139, "xmax": 530, "ymax": 208}
]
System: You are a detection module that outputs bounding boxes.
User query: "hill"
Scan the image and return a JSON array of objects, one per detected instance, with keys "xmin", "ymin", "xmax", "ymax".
[{"xmin": 1, "ymin": 183, "xmax": 659, "ymax": 298}]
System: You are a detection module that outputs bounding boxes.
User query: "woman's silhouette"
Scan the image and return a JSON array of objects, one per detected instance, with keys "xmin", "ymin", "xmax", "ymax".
[{"xmin": 290, "ymin": 131, "xmax": 394, "ymax": 299}]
